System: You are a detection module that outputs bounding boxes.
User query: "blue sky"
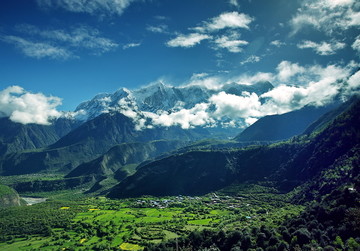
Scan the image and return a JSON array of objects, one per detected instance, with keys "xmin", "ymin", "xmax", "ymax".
[{"xmin": 0, "ymin": 0, "xmax": 359, "ymax": 116}]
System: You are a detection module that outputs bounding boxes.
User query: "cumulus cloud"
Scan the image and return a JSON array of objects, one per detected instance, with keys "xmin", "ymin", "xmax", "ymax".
[
  {"xmin": 0, "ymin": 35, "xmax": 72, "ymax": 60},
  {"xmin": 206, "ymin": 61, "xmax": 354, "ymax": 126},
  {"xmin": 195, "ymin": 12, "xmax": 254, "ymax": 32},
  {"xmin": 297, "ymin": 40, "xmax": 346, "ymax": 55},
  {"xmin": 0, "ymin": 86, "xmax": 62, "ymax": 125},
  {"xmin": 276, "ymin": 61, "xmax": 305, "ymax": 82},
  {"xmin": 261, "ymin": 62, "xmax": 355, "ymax": 113},
  {"xmin": 213, "ymin": 32, "xmax": 248, "ymax": 53},
  {"xmin": 347, "ymin": 70, "xmax": 360, "ymax": 90},
  {"xmin": 36, "ymin": 0, "xmax": 136, "ymax": 17},
  {"xmin": 166, "ymin": 12, "xmax": 253, "ymax": 52},
  {"xmin": 290, "ymin": 0, "xmax": 360, "ymax": 35},
  {"xmin": 144, "ymin": 103, "xmax": 214, "ymax": 129},
  {"xmin": 210, "ymin": 91, "xmax": 262, "ymax": 119},
  {"xmin": 261, "ymin": 80, "xmax": 339, "ymax": 114},
  {"xmin": 166, "ymin": 33, "xmax": 211, "ymax": 48}
]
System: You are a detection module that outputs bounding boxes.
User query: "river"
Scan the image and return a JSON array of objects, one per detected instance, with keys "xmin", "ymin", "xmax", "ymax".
[{"xmin": 21, "ymin": 197, "xmax": 47, "ymax": 205}]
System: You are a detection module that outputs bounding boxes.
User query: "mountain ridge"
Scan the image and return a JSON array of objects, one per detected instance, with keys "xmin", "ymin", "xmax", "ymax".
[{"xmin": 234, "ymin": 103, "xmax": 338, "ymax": 142}]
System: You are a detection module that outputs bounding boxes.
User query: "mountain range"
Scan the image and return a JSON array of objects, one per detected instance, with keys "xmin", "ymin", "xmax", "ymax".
[
  {"xmin": 74, "ymin": 81, "xmax": 274, "ymax": 121},
  {"xmin": 0, "ymin": 81, "xmax": 358, "ymax": 200}
]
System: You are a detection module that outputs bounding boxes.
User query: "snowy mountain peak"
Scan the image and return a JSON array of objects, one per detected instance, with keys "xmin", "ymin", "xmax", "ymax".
[{"xmin": 73, "ymin": 81, "xmax": 275, "ymax": 128}]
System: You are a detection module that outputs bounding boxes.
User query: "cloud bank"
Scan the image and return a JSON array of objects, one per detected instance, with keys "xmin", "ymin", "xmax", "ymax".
[
  {"xmin": 4, "ymin": 61, "xmax": 357, "ymax": 129},
  {"xmin": 0, "ymin": 86, "xmax": 62, "ymax": 125},
  {"xmin": 110, "ymin": 60, "xmax": 359, "ymax": 130}
]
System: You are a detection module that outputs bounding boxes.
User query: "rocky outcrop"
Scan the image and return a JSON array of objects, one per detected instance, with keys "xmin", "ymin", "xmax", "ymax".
[{"xmin": 0, "ymin": 185, "xmax": 23, "ymax": 207}]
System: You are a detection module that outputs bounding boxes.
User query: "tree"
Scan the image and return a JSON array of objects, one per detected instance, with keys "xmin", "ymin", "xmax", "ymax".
[
  {"xmin": 333, "ymin": 236, "xmax": 344, "ymax": 250},
  {"xmin": 293, "ymin": 228, "xmax": 311, "ymax": 246},
  {"xmin": 346, "ymin": 237, "xmax": 360, "ymax": 251}
]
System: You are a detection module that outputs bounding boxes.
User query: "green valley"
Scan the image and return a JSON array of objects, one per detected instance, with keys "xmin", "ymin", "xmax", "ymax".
[{"xmin": 0, "ymin": 184, "xmax": 303, "ymax": 250}]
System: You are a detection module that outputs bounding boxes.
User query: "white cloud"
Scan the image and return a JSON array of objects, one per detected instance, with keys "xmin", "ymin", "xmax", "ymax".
[
  {"xmin": 2, "ymin": 25, "xmax": 118, "ymax": 59},
  {"xmin": 0, "ymin": 35, "xmax": 73, "ymax": 60},
  {"xmin": 270, "ymin": 40, "xmax": 286, "ymax": 47},
  {"xmin": 0, "ymin": 86, "xmax": 62, "ymax": 125},
  {"xmin": 234, "ymin": 72, "xmax": 274, "ymax": 85},
  {"xmin": 297, "ymin": 40, "xmax": 346, "ymax": 55},
  {"xmin": 245, "ymin": 117, "xmax": 258, "ymax": 126},
  {"xmin": 16, "ymin": 24, "xmax": 118, "ymax": 55},
  {"xmin": 123, "ymin": 42, "xmax": 141, "ymax": 49},
  {"xmin": 261, "ymin": 80, "xmax": 339, "ymax": 114},
  {"xmin": 290, "ymin": 0, "xmax": 360, "ymax": 35},
  {"xmin": 185, "ymin": 75, "xmax": 223, "ymax": 90},
  {"xmin": 144, "ymin": 103, "xmax": 214, "ymax": 129},
  {"xmin": 195, "ymin": 12, "xmax": 254, "ymax": 32},
  {"xmin": 352, "ymin": 35, "xmax": 360, "ymax": 53},
  {"xmin": 347, "ymin": 70, "xmax": 360, "ymax": 90},
  {"xmin": 36, "ymin": 0, "xmax": 136, "ymax": 17},
  {"xmin": 166, "ymin": 33, "xmax": 211, "ymax": 48},
  {"xmin": 146, "ymin": 24, "xmax": 169, "ymax": 34},
  {"xmin": 166, "ymin": 12, "xmax": 253, "ymax": 51},
  {"xmin": 214, "ymin": 34, "xmax": 248, "ymax": 53},
  {"xmin": 104, "ymin": 61, "xmax": 358, "ymax": 131},
  {"xmin": 210, "ymin": 91, "xmax": 262, "ymax": 119},
  {"xmin": 276, "ymin": 61, "xmax": 305, "ymax": 82},
  {"xmin": 348, "ymin": 9, "xmax": 360, "ymax": 26},
  {"xmin": 261, "ymin": 62, "xmax": 355, "ymax": 113},
  {"xmin": 205, "ymin": 62, "xmax": 355, "ymax": 125},
  {"xmin": 240, "ymin": 55, "xmax": 261, "ymax": 65}
]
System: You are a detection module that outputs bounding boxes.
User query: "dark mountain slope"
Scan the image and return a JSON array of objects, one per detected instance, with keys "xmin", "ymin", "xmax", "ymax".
[
  {"xmin": 0, "ymin": 117, "xmax": 78, "ymax": 156},
  {"xmin": 107, "ymin": 143, "xmax": 300, "ymax": 198},
  {"xmin": 108, "ymin": 151, "xmax": 235, "ymax": 198},
  {"xmin": 235, "ymin": 104, "xmax": 337, "ymax": 142},
  {"xmin": 66, "ymin": 140, "xmax": 186, "ymax": 179},
  {"xmin": 0, "ymin": 144, "xmax": 95, "ymax": 175},
  {"xmin": 303, "ymin": 95, "xmax": 359, "ymax": 135},
  {"xmin": 0, "ymin": 113, "xmax": 207, "ymax": 175},
  {"xmin": 108, "ymin": 98, "xmax": 359, "ymax": 198},
  {"xmin": 275, "ymin": 96, "xmax": 360, "ymax": 190},
  {"xmin": 51, "ymin": 112, "xmax": 209, "ymax": 153}
]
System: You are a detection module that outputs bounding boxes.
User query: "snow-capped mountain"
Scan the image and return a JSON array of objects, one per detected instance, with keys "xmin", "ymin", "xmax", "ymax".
[{"xmin": 75, "ymin": 81, "xmax": 274, "ymax": 124}]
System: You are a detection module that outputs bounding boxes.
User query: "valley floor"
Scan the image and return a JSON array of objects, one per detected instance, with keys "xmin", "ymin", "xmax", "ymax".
[{"xmin": 0, "ymin": 185, "xmax": 303, "ymax": 250}]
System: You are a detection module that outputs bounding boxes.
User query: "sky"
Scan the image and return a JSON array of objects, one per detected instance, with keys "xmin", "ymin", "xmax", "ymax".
[{"xmin": 0, "ymin": 0, "xmax": 359, "ymax": 125}]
